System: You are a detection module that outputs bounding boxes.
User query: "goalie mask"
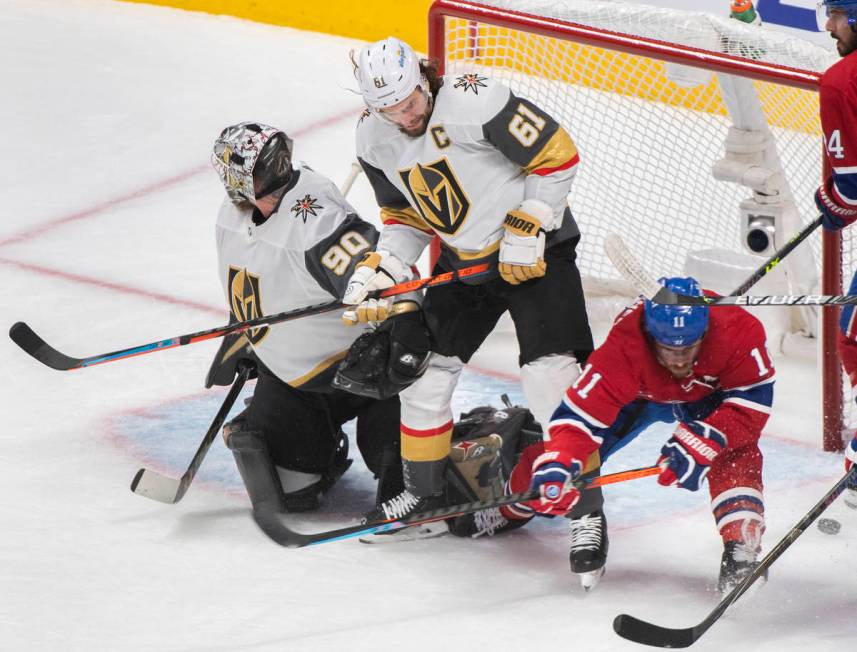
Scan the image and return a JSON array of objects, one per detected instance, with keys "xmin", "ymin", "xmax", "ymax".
[
  {"xmin": 332, "ymin": 316, "xmax": 431, "ymax": 400},
  {"xmin": 212, "ymin": 122, "xmax": 293, "ymax": 203}
]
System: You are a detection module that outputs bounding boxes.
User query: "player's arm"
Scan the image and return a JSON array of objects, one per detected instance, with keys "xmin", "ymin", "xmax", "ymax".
[
  {"xmin": 816, "ymin": 83, "xmax": 857, "ymax": 229},
  {"xmin": 481, "ymin": 86, "xmax": 580, "ymax": 284},
  {"xmin": 530, "ymin": 343, "xmax": 637, "ymax": 514},
  {"xmin": 305, "ymin": 209, "xmax": 378, "ymax": 300}
]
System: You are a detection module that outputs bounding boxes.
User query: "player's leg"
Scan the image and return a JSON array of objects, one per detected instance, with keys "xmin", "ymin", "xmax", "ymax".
[
  {"xmin": 366, "ymin": 277, "xmax": 508, "ymax": 524},
  {"xmin": 346, "ymin": 393, "xmax": 405, "ymax": 505},
  {"xmin": 707, "ymin": 442, "xmax": 766, "ymax": 593},
  {"xmin": 564, "ymin": 401, "xmax": 672, "ymax": 590},
  {"xmin": 506, "ymin": 237, "xmax": 594, "ymax": 429},
  {"xmin": 839, "ymin": 268, "xmax": 857, "ymax": 505},
  {"xmin": 237, "ymin": 370, "xmax": 346, "ymax": 513}
]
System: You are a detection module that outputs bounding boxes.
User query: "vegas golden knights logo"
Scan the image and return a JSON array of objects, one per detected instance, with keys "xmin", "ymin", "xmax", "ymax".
[
  {"xmin": 399, "ymin": 157, "xmax": 470, "ymax": 235},
  {"xmin": 228, "ymin": 266, "xmax": 269, "ymax": 345}
]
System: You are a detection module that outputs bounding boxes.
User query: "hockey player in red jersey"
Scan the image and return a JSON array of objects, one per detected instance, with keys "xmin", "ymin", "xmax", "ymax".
[
  {"xmin": 816, "ymin": 1, "xmax": 857, "ymax": 503},
  {"xmin": 497, "ymin": 277, "xmax": 774, "ymax": 591}
]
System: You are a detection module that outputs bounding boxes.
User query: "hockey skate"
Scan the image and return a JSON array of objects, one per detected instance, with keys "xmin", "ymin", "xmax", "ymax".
[
  {"xmin": 568, "ymin": 509, "xmax": 608, "ymax": 591},
  {"xmin": 358, "ymin": 489, "xmax": 449, "ymax": 544},
  {"xmin": 718, "ymin": 540, "xmax": 767, "ymax": 594},
  {"xmin": 447, "ymin": 506, "xmax": 531, "ymax": 538}
]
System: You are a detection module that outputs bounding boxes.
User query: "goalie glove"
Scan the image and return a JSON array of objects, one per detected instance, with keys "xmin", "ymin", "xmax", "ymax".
[
  {"xmin": 498, "ymin": 199, "xmax": 554, "ymax": 285},
  {"xmin": 343, "ymin": 250, "xmax": 410, "ymax": 305},
  {"xmin": 657, "ymin": 422, "xmax": 726, "ymax": 492}
]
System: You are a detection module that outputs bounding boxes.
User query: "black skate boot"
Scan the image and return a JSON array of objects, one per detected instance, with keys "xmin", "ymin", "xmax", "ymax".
[
  {"xmin": 447, "ymin": 506, "xmax": 532, "ymax": 538},
  {"xmin": 358, "ymin": 489, "xmax": 450, "ymax": 543},
  {"xmin": 568, "ymin": 509, "xmax": 609, "ymax": 591},
  {"xmin": 718, "ymin": 540, "xmax": 767, "ymax": 594}
]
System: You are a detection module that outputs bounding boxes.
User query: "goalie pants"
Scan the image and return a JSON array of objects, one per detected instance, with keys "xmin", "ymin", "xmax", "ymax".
[
  {"xmin": 245, "ymin": 369, "xmax": 402, "ymax": 493},
  {"xmin": 398, "ymin": 237, "xmax": 594, "ymax": 497},
  {"xmin": 507, "ymin": 399, "xmax": 765, "ymax": 545}
]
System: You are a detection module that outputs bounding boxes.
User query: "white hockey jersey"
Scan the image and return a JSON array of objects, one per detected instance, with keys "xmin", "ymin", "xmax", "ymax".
[
  {"xmin": 215, "ymin": 165, "xmax": 376, "ymax": 389},
  {"xmin": 356, "ymin": 74, "xmax": 580, "ymax": 277}
]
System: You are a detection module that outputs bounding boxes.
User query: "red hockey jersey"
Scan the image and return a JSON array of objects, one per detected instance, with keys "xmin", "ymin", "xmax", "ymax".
[
  {"xmin": 820, "ymin": 50, "xmax": 857, "ymax": 226},
  {"xmin": 547, "ymin": 299, "xmax": 775, "ymax": 459}
]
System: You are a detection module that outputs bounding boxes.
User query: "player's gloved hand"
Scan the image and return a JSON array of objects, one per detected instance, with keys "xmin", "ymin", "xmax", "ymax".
[
  {"xmin": 657, "ymin": 422, "xmax": 726, "ymax": 492},
  {"xmin": 498, "ymin": 199, "xmax": 554, "ymax": 285},
  {"xmin": 816, "ymin": 178, "xmax": 857, "ymax": 231},
  {"xmin": 527, "ymin": 449, "xmax": 583, "ymax": 516},
  {"xmin": 342, "ymin": 298, "xmax": 421, "ymax": 326},
  {"xmin": 343, "ymin": 251, "xmax": 410, "ymax": 305}
]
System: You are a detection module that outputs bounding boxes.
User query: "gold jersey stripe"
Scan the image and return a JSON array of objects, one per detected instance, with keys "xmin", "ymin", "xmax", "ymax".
[
  {"xmin": 523, "ymin": 128, "xmax": 579, "ymax": 176},
  {"xmin": 381, "ymin": 206, "xmax": 434, "ymax": 234},
  {"xmin": 402, "ymin": 429, "xmax": 453, "ymax": 462},
  {"xmin": 287, "ymin": 348, "xmax": 349, "ymax": 388},
  {"xmin": 442, "ymin": 237, "xmax": 501, "ymax": 261}
]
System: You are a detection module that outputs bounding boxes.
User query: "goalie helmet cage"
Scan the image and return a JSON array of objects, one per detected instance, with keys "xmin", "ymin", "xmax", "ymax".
[{"xmin": 426, "ymin": 0, "xmax": 848, "ymax": 452}]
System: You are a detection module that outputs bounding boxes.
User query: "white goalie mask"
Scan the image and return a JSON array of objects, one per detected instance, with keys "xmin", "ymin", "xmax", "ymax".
[
  {"xmin": 211, "ymin": 122, "xmax": 293, "ymax": 203},
  {"xmin": 355, "ymin": 37, "xmax": 427, "ymax": 111}
]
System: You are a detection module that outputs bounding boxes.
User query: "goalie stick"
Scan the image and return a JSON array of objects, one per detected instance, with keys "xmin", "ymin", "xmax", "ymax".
[
  {"xmin": 605, "ymin": 217, "xmax": 824, "ymax": 306},
  {"xmin": 251, "ymin": 465, "xmax": 661, "ymax": 548},
  {"xmin": 8, "ymin": 262, "xmax": 489, "ymax": 371},
  {"xmin": 130, "ymin": 363, "xmax": 253, "ymax": 504},
  {"xmin": 613, "ymin": 466, "xmax": 857, "ymax": 648}
]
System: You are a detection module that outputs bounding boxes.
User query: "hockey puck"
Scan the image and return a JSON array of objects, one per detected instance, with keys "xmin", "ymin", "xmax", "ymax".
[{"xmin": 817, "ymin": 518, "xmax": 841, "ymax": 535}]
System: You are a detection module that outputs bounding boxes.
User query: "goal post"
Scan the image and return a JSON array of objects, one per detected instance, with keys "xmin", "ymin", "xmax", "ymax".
[{"xmin": 427, "ymin": 0, "xmax": 847, "ymax": 451}]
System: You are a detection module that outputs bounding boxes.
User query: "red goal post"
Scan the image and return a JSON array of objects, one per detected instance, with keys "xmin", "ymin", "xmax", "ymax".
[{"xmin": 426, "ymin": 0, "xmax": 847, "ymax": 451}]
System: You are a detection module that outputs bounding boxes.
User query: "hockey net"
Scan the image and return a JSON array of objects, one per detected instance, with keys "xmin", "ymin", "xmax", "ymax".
[{"xmin": 428, "ymin": 0, "xmax": 851, "ymax": 450}]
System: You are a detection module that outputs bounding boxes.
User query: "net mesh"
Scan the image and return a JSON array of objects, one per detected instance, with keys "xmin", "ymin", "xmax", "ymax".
[{"xmin": 439, "ymin": 0, "xmax": 837, "ymax": 290}]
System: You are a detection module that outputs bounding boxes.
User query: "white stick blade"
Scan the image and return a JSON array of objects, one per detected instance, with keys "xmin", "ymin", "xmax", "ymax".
[
  {"xmin": 603, "ymin": 233, "xmax": 663, "ymax": 301},
  {"xmin": 131, "ymin": 468, "xmax": 181, "ymax": 504}
]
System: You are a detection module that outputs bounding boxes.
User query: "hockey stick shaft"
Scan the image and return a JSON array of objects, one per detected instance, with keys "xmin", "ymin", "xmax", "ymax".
[
  {"xmin": 613, "ymin": 466, "xmax": 857, "ymax": 648},
  {"xmin": 252, "ymin": 465, "xmax": 660, "ymax": 548},
  {"xmin": 129, "ymin": 364, "xmax": 252, "ymax": 504},
  {"xmin": 605, "ymin": 216, "xmax": 822, "ymax": 306},
  {"xmin": 8, "ymin": 262, "xmax": 490, "ymax": 371}
]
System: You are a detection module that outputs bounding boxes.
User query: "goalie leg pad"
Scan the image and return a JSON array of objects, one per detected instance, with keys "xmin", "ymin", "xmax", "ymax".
[{"xmin": 226, "ymin": 429, "xmax": 287, "ymax": 514}]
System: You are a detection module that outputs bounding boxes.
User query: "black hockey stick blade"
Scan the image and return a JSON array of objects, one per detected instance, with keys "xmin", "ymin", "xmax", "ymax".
[
  {"xmin": 9, "ymin": 322, "xmax": 83, "ymax": 371},
  {"xmin": 130, "ymin": 365, "xmax": 251, "ymax": 503},
  {"xmin": 613, "ymin": 466, "xmax": 857, "ymax": 648}
]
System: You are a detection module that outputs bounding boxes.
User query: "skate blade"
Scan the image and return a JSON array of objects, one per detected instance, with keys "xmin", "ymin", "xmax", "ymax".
[
  {"xmin": 359, "ymin": 521, "xmax": 449, "ymax": 544},
  {"xmin": 578, "ymin": 567, "xmax": 605, "ymax": 592}
]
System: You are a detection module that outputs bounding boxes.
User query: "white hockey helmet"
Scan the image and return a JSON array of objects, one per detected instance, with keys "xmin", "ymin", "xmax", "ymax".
[
  {"xmin": 355, "ymin": 37, "xmax": 425, "ymax": 110},
  {"xmin": 211, "ymin": 122, "xmax": 293, "ymax": 203}
]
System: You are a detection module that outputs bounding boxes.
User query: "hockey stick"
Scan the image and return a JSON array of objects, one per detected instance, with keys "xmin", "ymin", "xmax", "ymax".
[
  {"xmin": 605, "ymin": 216, "xmax": 823, "ymax": 306},
  {"xmin": 251, "ymin": 465, "xmax": 660, "ymax": 548},
  {"xmin": 129, "ymin": 363, "xmax": 253, "ymax": 504},
  {"xmin": 613, "ymin": 466, "xmax": 857, "ymax": 648},
  {"xmin": 8, "ymin": 262, "xmax": 490, "ymax": 371}
]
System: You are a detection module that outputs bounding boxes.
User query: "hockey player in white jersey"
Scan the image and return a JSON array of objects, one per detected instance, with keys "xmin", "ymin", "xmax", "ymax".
[
  {"xmin": 209, "ymin": 121, "xmax": 414, "ymax": 516},
  {"xmin": 342, "ymin": 38, "xmax": 593, "ymax": 535}
]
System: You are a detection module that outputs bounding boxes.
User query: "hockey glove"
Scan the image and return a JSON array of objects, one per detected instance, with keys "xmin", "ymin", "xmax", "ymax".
[
  {"xmin": 657, "ymin": 422, "xmax": 726, "ymax": 491},
  {"xmin": 498, "ymin": 199, "xmax": 553, "ymax": 285},
  {"xmin": 342, "ymin": 298, "xmax": 422, "ymax": 326},
  {"xmin": 343, "ymin": 250, "xmax": 410, "ymax": 305},
  {"xmin": 816, "ymin": 178, "xmax": 857, "ymax": 231},
  {"xmin": 528, "ymin": 449, "xmax": 583, "ymax": 516}
]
